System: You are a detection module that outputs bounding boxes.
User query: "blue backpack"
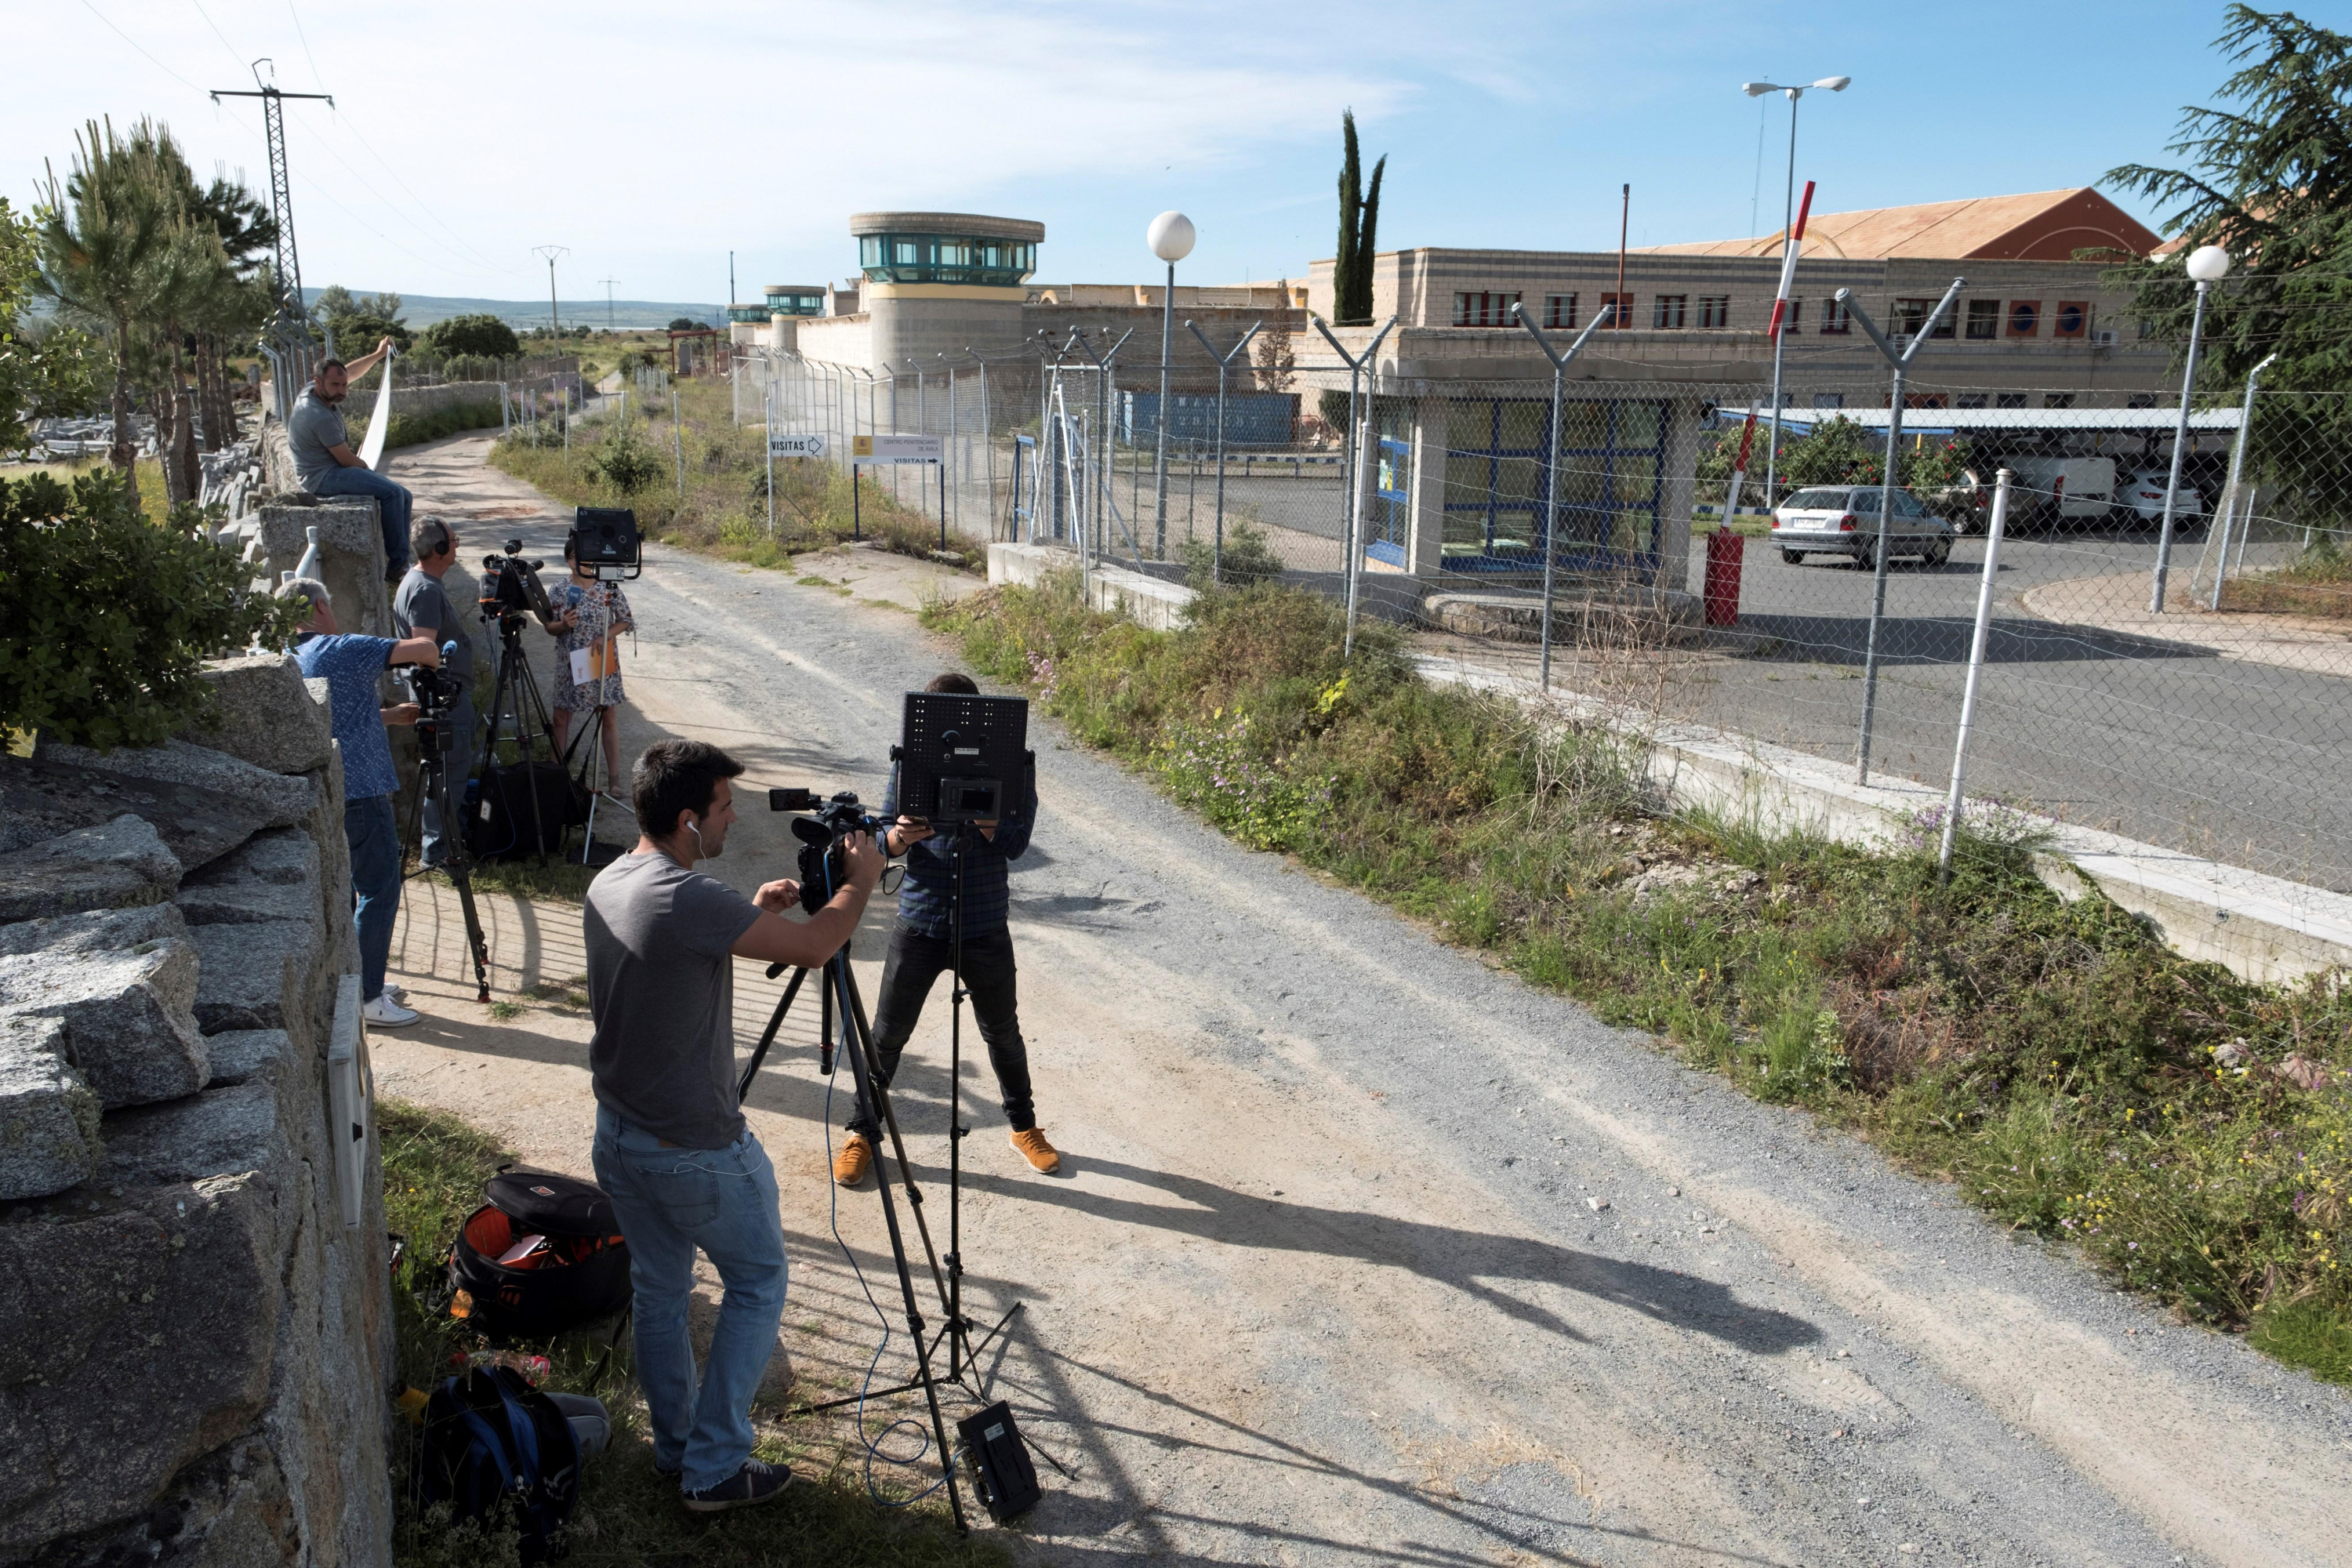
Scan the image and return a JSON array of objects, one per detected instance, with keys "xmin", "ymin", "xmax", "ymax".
[{"xmin": 418, "ymin": 1366, "xmax": 581, "ymax": 1563}]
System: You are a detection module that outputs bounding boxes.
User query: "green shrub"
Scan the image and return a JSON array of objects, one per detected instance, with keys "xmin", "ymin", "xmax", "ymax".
[
  {"xmin": 417, "ymin": 313, "xmax": 520, "ymax": 359},
  {"xmin": 0, "ymin": 467, "xmax": 305, "ymax": 747},
  {"xmin": 1181, "ymin": 514, "xmax": 1286, "ymax": 590},
  {"xmin": 588, "ymin": 426, "xmax": 665, "ymax": 494}
]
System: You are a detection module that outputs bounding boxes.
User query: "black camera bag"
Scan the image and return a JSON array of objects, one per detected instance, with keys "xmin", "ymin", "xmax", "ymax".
[
  {"xmin": 448, "ymin": 1169, "xmax": 630, "ymax": 1343},
  {"xmin": 470, "ymin": 761, "xmax": 588, "ymax": 861},
  {"xmin": 418, "ymin": 1364, "xmax": 580, "ymax": 1563}
]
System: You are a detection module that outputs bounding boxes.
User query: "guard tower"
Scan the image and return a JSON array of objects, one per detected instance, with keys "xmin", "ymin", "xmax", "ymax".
[{"xmin": 849, "ymin": 211, "xmax": 1043, "ymax": 372}]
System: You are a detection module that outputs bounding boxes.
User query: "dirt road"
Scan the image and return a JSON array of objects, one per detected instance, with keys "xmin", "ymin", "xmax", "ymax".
[{"xmin": 372, "ymin": 434, "xmax": 2352, "ymax": 1566}]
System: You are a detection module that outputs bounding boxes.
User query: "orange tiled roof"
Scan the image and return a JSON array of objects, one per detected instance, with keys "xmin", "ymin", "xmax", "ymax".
[{"xmin": 1639, "ymin": 187, "xmax": 2160, "ymax": 263}]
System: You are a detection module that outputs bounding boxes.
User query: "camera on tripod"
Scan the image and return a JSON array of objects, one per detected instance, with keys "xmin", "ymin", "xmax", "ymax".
[
  {"xmin": 570, "ymin": 507, "xmax": 643, "ymax": 582},
  {"xmin": 768, "ymin": 789, "xmax": 890, "ymax": 914},
  {"xmin": 398, "ymin": 642, "xmax": 466, "ymax": 757},
  {"xmin": 479, "ymin": 540, "xmax": 554, "ymax": 624}
]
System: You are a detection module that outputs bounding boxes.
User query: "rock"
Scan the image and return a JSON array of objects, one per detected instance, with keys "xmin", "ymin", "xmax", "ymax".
[
  {"xmin": 198, "ymin": 1029, "xmax": 292, "ymax": 1088},
  {"xmin": 2212, "ymin": 1039, "xmax": 2251, "ymax": 1069},
  {"xmin": 100, "ymin": 1080, "xmax": 289, "ymax": 1187},
  {"xmin": 0, "ymin": 1173, "xmax": 283, "ymax": 1559},
  {"xmin": 175, "ymin": 655, "xmax": 333, "ymax": 775},
  {"xmin": 2279, "ymin": 1053, "xmax": 2330, "ymax": 1092},
  {"xmin": 0, "ymin": 902, "xmax": 187, "ymax": 958},
  {"xmin": 175, "ymin": 829, "xmax": 321, "ymax": 927},
  {"xmin": 0, "ymin": 757, "xmax": 287, "ymax": 877},
  {"xmin": 1586, "ymin": 1196, "xmax": 1610, "ymax": 1211},
  {"xmin": 38, "ymin": 739, "xmax": 315, "ymax": 833},
  {"xmin": 186, "ymin": 921, "xmax": 321, "ymax": 1040},
  {"xmin": 256, "ymin": 496, "xmax": 391, "ymax": 641},
  {"xmin": 0, "ymin": 1016, "xmax": 103, "ymax": 1201},
  {"xmin": 0, "ymin": 941, "xmax": 209, "ymax": 1108},
  {"xmin": 0, "ymin": 815, "xmax": 180, "ymax": 923}
]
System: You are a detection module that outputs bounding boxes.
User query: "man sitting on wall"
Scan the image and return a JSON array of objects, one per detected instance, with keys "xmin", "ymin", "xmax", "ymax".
[
  {"xmin": 278, "ymin": 575, "xmax": 443, "ymax": 1027},
  {"xmin": 286, "ymin": 338, "xmax": 414, "ymax": 582}
]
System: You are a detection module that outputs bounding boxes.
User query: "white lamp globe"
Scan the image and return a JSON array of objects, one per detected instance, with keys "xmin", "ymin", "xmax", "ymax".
[
  {"xmin": 1148, "ymin": 211, "xmax": 1196, "ymax": 263},
  {"xmin": 2185, "ymin": 244, "xmax": 2230, "ymax": 282}
]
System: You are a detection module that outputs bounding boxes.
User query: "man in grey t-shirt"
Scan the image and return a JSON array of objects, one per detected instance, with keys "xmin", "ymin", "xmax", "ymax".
[
  {"xmin": 583, "ymin": 739, "xmax": 880, "ymax": 1512},
  {"xmin": 393, "ymin": 517, "xmax": 482, "ymax": 866},
  {"xmin": 287, "ymin": 343, "xmax": 414, "ymax": 581}
]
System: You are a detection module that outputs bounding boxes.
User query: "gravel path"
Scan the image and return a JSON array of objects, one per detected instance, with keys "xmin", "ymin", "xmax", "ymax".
[{"xmin": 373, "ymin": 434, "xmax": 2352, "ymax": 1566}]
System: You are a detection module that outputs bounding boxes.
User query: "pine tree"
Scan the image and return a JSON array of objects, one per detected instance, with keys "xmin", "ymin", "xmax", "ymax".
[{"xmin": 2103, "ymin": 5, "xmax": 2352, "ymax": 534}]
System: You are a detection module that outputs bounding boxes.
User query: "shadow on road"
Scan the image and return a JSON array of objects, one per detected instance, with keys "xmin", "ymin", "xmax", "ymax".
[
  {"xmin": 1737, "ymin": 612, "xmax": 2217, "ymax": 669},
  {"xmin": 965, "ymin": 1155, "xmax": 1820, "ymax": 1357}
]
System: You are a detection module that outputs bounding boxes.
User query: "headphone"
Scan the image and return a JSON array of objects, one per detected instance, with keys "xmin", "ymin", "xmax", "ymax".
[
  {"xmin": 423, "ymin": 518, "xmax": 452, "ymax": 559},
  {"xmin": 684, "ymin": 819, "xmax": 706, "ymax": 862}
]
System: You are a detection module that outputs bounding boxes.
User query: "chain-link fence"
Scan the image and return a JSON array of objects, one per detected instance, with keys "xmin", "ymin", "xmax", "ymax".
[{"xmin": 729, "ymin": 335, "xmax": 2352, "ymax": 893}]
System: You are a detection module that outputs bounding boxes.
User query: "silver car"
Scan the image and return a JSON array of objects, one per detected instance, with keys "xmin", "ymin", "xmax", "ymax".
[{"xmin": 1772, "ymin": 484, "xmax": 1955, "ymax": 568}]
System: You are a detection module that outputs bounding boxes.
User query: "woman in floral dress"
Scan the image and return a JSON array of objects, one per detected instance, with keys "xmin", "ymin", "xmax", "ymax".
[{"xmin": 549, "ymin": 535, "xmax": 634, "ymax": 797}]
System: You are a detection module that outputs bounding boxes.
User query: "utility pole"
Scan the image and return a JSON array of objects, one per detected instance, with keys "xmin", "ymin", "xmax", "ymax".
[
  {"xmin": 599, "ymin": 278, "xmax": 618, "ymax": 330},
  {"xmin": 729, "ymin": 250, "xmax": 736, "ymax": 310},
  {"xmin": 534, "ymin": 246, "xmax": 568, "ymax": 340},
  {"xmin": 210, "ymin": 60, "xmax": 332, "ymax": 323}
]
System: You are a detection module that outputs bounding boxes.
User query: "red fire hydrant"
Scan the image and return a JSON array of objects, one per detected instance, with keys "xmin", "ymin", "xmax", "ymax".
[{"xmin": 1704, "ymin": 528, "xmax": 1745, "ymax": 627}]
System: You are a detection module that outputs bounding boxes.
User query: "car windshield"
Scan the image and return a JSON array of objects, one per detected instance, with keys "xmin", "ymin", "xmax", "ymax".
[{"xmin": 1784, "ymin": 488, "xmax": 1850, "ymax": 510}]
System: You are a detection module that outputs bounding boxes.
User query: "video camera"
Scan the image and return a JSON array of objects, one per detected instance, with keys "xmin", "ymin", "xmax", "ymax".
[
  {"xmin": 570, "ymin": 507, "xmax": 642, "ymax": 582},
  {"xmin": 768, "ymin": 789, "xmax": 890, "ymax": 915},
  {"xmin": 397, "ymin": 641, "xmax": 466, "ymax": 758},
  {"xmin": 479, "ymin": 540, "xmax": 554, "ymax": 624}
]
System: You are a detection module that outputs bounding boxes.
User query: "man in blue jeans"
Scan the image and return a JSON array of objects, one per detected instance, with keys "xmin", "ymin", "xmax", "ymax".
[
  {"xmin": 279, "ymin": 576, "xmax": 445, "ymax": 1028},
  {"xmin": 286, "ymin": 339, "xmax": 413, "ymax": 582},
  {"xmin": 583, "ymin": 740, "xmax": 881, "ymax": 1511}
]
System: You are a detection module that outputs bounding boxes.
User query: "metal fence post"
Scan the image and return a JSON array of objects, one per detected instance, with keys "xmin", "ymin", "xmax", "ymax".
[
  {"xmin": 1938, "ymin": 469, "xmax": 2013, "ymax": 881},
  {"xmin": 1186, "ymin": 320, "xmax": 1263, "ymax": 587},
  {"xmin": 1838, "ymin": 277, "xmax": 1964, "ymax": 786},
  {"xmin": 764, "ymin": 379, "xmax": 776, "ymax": 536},
  {"xmin": 1308, "ymin": 314, "xmax": 1396, "ymax": 658},
  {"xmin": 1509, "ymin": 301, "xmax": 1618, "ymax": 689},
  {"xmin": 673, "ymin": 381, "xmax": 684, "ymax": 502},
  {"xmin": 2209, "ymin": 351, "xmax": 2278, "ymax": 609}
]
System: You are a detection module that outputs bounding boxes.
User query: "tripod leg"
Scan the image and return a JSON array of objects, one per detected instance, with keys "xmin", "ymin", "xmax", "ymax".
[
  {"xmin": 447, "ymin": 866, "xmax": 492, "ymax": 1003},
  {"xmin": 839, "ymin": 965, "xmax": 956, "ymax": 1320},
  {"xmin": 825, "ymin": 956, "xmax": 968, "ymax": 1532},
  {"xmin": 735, "ymin": 966, "xmax": 809, "ymax": 1103}
]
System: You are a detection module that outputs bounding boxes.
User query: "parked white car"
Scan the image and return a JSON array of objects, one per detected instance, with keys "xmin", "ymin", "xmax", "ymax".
[
  {"xmin": 2006, "ymin": 456, "xmax": 2118, "ymax": 529},
  {"xmin": 1772, "ymin": 485, "xmax": 1955, "ymax": 568},
  {"xmin": 2118, "ymin": 467, "xmax": 2208, "ymax": 526}
]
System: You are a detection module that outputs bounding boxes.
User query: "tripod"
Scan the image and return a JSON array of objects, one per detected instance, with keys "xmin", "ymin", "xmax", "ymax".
[
  {"xmin": 557, "ymin": 702, "xmax": 621, "ymax": 866},
  {"xmin": 481, "ymin": 610, "xmax": 561, "ymax": 862},
  {"xmin": 739, "ymin": 932, "xmax": 982, "ymax": 1532},
  {"xmin": 401, "ymin": 702, "xmax": 493, "ymax": 1002}
]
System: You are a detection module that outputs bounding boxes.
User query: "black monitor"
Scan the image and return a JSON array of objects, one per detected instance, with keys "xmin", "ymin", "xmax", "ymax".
[
  {"xmin": 897, "ymin": 691, "xmax": 1029, "ymax": 825},
  {"xmin": 570, "ymin": 507, "xmax": 642, "ymax": 580}
]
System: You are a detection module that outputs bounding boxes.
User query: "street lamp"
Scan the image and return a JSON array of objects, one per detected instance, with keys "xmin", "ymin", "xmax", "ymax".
[
  {"xmin": 2151, "ymin": 243, "xmax": 2228, "ymax": 612},
  {"xmin": 1740, "ymin": 75, "xmax": 1847, "ymax": 505},
  {"xmin": 1148, "ymin": 210, "xmax": 1195, "ymax": 560}
]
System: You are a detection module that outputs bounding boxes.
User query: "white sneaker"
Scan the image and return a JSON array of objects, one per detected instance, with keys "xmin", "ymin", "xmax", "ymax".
[
  {"xmin": 362, "ymin": 995, "xmax": 420, "ymax": 1028},
  {"xmin": 382, "ymin": 983, "xmax": 408, "ymax": 1004}
]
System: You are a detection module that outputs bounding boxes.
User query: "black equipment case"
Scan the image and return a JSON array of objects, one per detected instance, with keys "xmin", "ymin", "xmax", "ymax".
[{"xmin": 448, "ymin": 1169, "xmax": 630, "ymax": 1342}]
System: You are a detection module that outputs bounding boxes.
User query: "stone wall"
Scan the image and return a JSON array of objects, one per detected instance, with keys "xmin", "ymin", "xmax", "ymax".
[{"xmin": 0, "ymin": 656, "xmax": 392, "ymax": 1566}]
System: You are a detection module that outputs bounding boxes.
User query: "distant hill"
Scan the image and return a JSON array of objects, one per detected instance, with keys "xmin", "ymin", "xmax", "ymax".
[{"xmin": 302, "ymin": 287, "xmax": 727, "ymax": 332}]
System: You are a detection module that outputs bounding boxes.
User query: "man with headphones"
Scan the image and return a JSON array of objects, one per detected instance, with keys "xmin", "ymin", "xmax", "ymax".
[
  {"xmin": 393, "ymin": 516, "xmax": 479, "ymax": 867},
  {"xmin": 583, "ymin": 739, "xmax": 883, "ymax": 1511}
]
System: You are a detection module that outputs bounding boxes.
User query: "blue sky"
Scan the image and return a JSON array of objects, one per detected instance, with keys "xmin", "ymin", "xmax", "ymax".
[{"xmin": 5, "ymin": 1, "xmax": 2291, "ymax": 307}]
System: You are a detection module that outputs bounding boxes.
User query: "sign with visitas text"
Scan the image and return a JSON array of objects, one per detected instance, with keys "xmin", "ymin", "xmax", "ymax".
[
  {"xmin": 851, "ymin": 434, "xmax": 943, "ymax": 464},
  {"xmin": 768, "ymin": 431, "xmax": 827, "ymax": 458}
]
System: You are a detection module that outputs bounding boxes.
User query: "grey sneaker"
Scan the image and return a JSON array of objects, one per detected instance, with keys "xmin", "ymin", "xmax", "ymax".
[{"xmin": 682, "ymin": 1458, "xmax": 793, "ymax": 1512}]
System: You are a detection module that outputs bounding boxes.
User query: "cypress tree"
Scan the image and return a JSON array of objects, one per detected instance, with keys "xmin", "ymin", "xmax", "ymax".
[{"xmin": 1332, "ymin": 111, "xmax": 1388, "ymax": 325}]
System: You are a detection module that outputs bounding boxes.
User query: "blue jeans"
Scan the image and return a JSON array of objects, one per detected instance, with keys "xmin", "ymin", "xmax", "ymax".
[
  {"xmin": 343, "ymin": 793, "xmax": 401, "ymax": 1002},
  {"xmin": 590, "ymin": 1107, "xmax": 787, "ymax": 1491},
  {"xmin": 310, "ymin": 466, "xmax": 413, "ymax": 575},
  {"xmin": 421, "ymin": 690, "xmax": 477, "ymax": 867}
]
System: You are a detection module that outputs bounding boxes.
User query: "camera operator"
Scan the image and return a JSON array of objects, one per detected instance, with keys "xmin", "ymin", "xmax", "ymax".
[
  {"xmin": 278, "ymin": 576, "xmax": 444, "ymax": 1028},
  {"xmin": 833, "ymin": 672, "xmax": 1061, "ymax": 1188},
  {"xmin": 392, "ymin": 517, "xmax": 478, "ymax": 868},
  {"xmin": 583, "ymin": 739, "xmax": 882, "ymax": 1512}
]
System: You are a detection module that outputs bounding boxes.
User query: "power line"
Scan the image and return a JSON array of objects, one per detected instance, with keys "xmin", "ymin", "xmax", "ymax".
[{"xmin": 285, "ymin": 0, "xmax": 326, "ymax": 93}]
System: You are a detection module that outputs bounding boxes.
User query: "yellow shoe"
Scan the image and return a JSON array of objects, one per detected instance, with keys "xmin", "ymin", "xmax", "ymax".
[
  {"xmin": 833, "ymin": 1133, "xmax": 873, "ymax": 1187},
  {"xmin": 1008, "ymin": 1127, "xmax": 1062, "ymax": 1174}
]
